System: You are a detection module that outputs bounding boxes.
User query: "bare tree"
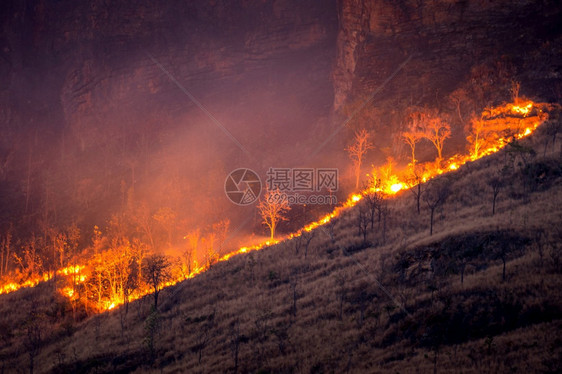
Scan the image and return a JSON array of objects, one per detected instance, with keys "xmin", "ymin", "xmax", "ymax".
[
  {"xmin": 212, "ymin": 219, "xmax": 230, "ymax": 254},
  {"xmin": 258, "ymin": 188, "xmax": 291, "ymax": 241},
  {"xmin": 361, "ymin": 177, "xmax": 383, "ymax": 229},
  {"xmin": 202, "ymin": 232, "xmax": 218, "ymax": 268},
  {"xmin": 184, "ymin": 229, "xmax": 200, "ymax": 277},
  {"xmin": 301, "ymin": 230, "xmax": 316, "ymax": 259},
  {"xmin": 346, "ymin": 129, "xmax": 373, "ymax": 189},
  {"xmin": 293, "ymin": 234, "xmax": 303, "ymax": 255},
  {"xmin": 14, "ymin": 235, "xmax": 43, "ymax": 282},
  {"xmin": 0, "ymin": 229, "xmax": 12, "ymax": 277},
  {"xmin": 405, "ymin": 165, "xmax": 425, "ymax": 215},
  {"xmin": 448, "ymin": 88, "xmax": 469, "ymax": 123},
  {"xmin": 65, "ymin": 224, "xmax": 81, "ymax": 309},
  {"xmin": 23, "ymin": 303, "xmax": 43, "ymax": 374},
  {"xmin": 422, "ymin": 114, "xmax": 451, "ymax": 162},
  {"xmin": 132, "ymin": 203, "xmax": 156, "ymax": 250},
  {"xmin": 194, "ymin": 311, "xmax": 215, "ymax": 364},
  {"xmin": 380, "ymin": 200, "xmax": 390, "ymax": 245},
  {"xmin": 467, "ymin": 113, "xmax": 486, "ymax": 160},
  {"xmin": 488, "ymin": 176, "xmax": 503, "ymax": 216},
  {"xmin": 293, "ymin": 231, "xmax": 315, "ymax": 257},
  {"xmin": 229, "ymin": 318, "xmax": 246, "ymax": 374},
  {"xmin": 402, "ymin": 130, "xmax": 423, "ymax": 167},
  {"xmin": 401, "ymin": 112, "xmax": 425, "ymax": 166},
  {"xmin": 271, "ymin": 322, "xmax": 289, "ymax": 356},
  {"xmin": 131, "ymin": 238, "xmax": 147, "ymax": 290},
  {"xmin": 324, "ymin": 219, "xmax": 337, "ymax": 245},
  {"xmin": 142, "ymin": 254, "xmax": 172, "ymax": 309},
  {"xmin": 423, "ymin": 181, "xmax": 450, "ymax": 236},
  {"xmin": 357, "ymin": 201, "xmax": 370, "ymax": 246},
  {"xmin": 494, "ymin": 241, "xmax": 515, "ymax": 282}
]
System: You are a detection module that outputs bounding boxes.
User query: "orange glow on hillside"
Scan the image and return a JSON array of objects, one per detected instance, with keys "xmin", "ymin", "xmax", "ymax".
[{"xmin": 0, "ymin": 99, "xmax": 552, "ymax": 312}]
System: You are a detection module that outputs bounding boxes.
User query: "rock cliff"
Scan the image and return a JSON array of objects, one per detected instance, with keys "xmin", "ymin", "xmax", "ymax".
[
  {"xmin": 0, "ymin": 0, "xmax": 338, "ymax": 157},
  {"xmin": 333, "ymin": 0, "xmax": 562, "ymax": 112}
]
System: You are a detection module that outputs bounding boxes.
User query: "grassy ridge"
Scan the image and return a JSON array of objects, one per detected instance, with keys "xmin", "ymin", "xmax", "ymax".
[{"xmin": 1, "ymin": 127, "xmax": 561, "ymax": 373}]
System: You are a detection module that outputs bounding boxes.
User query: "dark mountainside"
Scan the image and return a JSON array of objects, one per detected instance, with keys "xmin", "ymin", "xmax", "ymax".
[{"xmin": 0, "ymin": 0, "xmax": 561, "ymax": 373}]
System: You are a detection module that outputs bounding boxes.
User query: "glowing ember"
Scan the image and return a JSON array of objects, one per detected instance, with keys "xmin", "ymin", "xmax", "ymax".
[
  {"xmin": 390, "ymin": 183, "xmax": 404, "ymax": 193},
  {"xmin": 62, "ymin": 287, "xmax": 74, "ymax": 298},
  {"xmin": 59, "ymin": 265, "xmax": 84, "ymax": 276},
  {"xmin": 510, "ymin": 102, "xmax": 533, "ymax": 116}
]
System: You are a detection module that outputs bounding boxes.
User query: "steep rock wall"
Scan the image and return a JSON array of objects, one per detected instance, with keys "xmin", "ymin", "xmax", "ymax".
[{"xmin": 333, "ymin": 0, "xmax": 562, "ymax": 112}]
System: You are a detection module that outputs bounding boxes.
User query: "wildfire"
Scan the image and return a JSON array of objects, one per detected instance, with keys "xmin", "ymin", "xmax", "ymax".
[
  {"xmin": 0, "ymin": 265, "xmax": 86, "ymax": 295},
  {"xmin": 390, "ymin": 183, "xmax": 404, "ymax": 193},
  {"xmin": 350, "ymin": 194, "xmax": 362, "ymax": 204},
  {"xmin": 0, "ymin": 98, "xmax": 552, "ymax": 313},
  {"xmin": 62, "ymin": 287, "xmax": 74, "ymax": 298},
  {"xmin": 59, "ymin": 264, "xmax": 84, "ymax": 276},
  {"xmin": 509, "ymin": 102, "xmax": 533, "ymax": 116}
]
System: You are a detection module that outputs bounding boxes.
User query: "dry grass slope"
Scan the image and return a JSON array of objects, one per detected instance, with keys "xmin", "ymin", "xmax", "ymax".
[{"xmin": 1, "ymin": 126, "xmax": 561, "ymax": 373}]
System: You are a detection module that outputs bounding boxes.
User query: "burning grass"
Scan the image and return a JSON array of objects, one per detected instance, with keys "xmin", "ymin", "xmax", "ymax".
[
  {"xmin": 0, "ymin": 99, "xmax": 552, "ymax": 314},
  {"xmin": 0, "ymin": 96, "xmax": 561, "ymax": 373}
]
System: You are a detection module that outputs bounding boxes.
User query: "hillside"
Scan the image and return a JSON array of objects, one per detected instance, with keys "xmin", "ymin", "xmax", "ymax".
[
  {"xmin": 1, "ymin": 122, "xmax": 561, "ymax": 373},
  {"xmin": 1, "ymin": 2, "xmax": 562, "ymax": 372},
  {"xmin": 1, "ymin": 0, "xmax": 561, "ymax": 252}
]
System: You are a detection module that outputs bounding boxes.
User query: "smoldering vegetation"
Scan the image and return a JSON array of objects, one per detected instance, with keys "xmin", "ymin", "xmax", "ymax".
[
  {"xmin": 0, "ymin": 1, "xmax": 562, "ymax": 372},
  {"xmin": 1, "ymin": 123, "xmax": 561, "ymax": 373}
]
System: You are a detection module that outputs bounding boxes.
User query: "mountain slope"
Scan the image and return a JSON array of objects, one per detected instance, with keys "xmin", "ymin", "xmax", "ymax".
[{"xmin": 1, "ymin": 120, "xmax": 561, "ymax": 373}]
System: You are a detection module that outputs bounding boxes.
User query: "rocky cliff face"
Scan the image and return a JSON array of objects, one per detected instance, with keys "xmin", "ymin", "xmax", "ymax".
[
  {"xmin": 0, "ymin": 0, "xmax": 338, "ymax": 157},
  {"xmin": 332, "ymin": 0, "xmax": 562, "ymax": 112}
]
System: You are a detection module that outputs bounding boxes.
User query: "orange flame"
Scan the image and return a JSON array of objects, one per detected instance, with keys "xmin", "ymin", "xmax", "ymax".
[{"xmin": 0, "ymin": 99, "xmax": 551, "ymax": 312}]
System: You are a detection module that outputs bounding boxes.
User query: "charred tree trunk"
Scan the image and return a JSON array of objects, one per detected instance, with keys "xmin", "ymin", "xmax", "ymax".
[
  {"xmin": 430, "ymin": 207, "xmax": 435, "ymax": 236},
  {"xmin": 230, "ymin": 320, "xmax": 241, "ymax": 374}
]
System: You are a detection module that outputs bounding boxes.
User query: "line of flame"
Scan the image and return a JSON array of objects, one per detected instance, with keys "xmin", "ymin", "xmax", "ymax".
[{"xmin": 0, "ymin": 101, "xmax": 548, "ymax": 311}]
